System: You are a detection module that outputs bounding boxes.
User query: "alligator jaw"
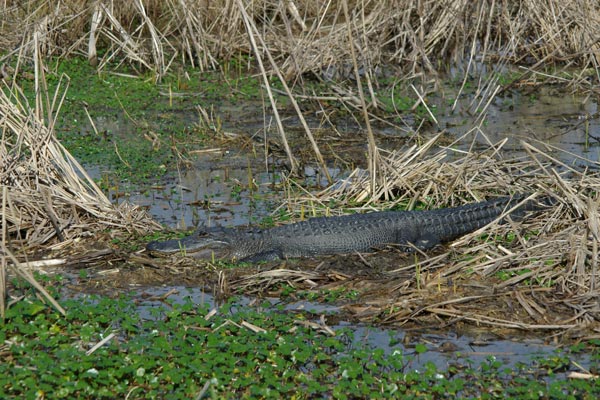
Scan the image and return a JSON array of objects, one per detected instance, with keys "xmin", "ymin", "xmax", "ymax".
[{"xmin": 146, "ymin": 234, "xmax": 230, "ymax": 258}]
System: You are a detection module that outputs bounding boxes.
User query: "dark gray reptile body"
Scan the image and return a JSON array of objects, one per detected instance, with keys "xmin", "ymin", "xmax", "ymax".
[{"xmin": 146, "ymin": 195, "xmax": 546, "ymax": 262}]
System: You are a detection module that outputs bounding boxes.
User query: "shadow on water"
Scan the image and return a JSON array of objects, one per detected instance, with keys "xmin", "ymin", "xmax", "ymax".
[{"xmin": 443, "ymin": 86, "xmax": 600, "ymax": 163}]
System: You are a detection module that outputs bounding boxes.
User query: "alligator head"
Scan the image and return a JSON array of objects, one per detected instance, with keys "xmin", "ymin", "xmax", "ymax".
[
  {"xmin": 146, "ymin": 228, "xmax": 234, "ymax": 259},
  {"xmin": 145, "ymin": 226, "xmax": 273, "ymax": 261}
]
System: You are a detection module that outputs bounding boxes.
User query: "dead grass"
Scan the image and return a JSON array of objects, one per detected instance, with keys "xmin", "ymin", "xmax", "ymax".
[
  {"xmin": 1, "ymin": 1, "xmax": 599, "ymax": 82},
  {"xmin": 2, "ymin": 1, "xmax": 599, "ymax": 175}
]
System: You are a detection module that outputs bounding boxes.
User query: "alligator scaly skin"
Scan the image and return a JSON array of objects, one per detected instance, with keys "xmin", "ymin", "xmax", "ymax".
[{"xmin": 146, "ymin": 194, "xmax": 548, "ymax": 262}]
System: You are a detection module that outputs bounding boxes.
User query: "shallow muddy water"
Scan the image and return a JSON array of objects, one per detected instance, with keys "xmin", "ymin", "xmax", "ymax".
[{"xmin": 442, "ymin": 86, "xmax": 600, "ymax": 164}]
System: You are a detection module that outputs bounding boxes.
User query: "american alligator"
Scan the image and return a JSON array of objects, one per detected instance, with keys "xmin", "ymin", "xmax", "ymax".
[{"xmin": 146, "ymin": 194, "xmax": 550, "ymax": 262}]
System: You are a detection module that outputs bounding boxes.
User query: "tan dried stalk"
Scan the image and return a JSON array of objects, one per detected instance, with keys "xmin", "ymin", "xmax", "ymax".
[{"xmin": 234, "ymin": 0, "xmax": 298, "ymax": 174}]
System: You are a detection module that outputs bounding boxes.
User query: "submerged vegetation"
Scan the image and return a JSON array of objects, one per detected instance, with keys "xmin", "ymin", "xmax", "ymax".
[{"xmin": 2, "ymin": 0, "xmax": 600, "ymax": 397}]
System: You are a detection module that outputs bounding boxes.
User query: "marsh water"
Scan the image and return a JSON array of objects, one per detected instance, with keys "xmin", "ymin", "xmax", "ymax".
[{"xmin": 80, "ymin": 85, "xmax": 599, "ymax": 374}]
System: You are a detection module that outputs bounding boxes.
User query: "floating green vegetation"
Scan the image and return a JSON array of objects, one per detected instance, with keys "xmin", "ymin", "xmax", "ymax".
[{"xmin": 1, "ymin": 288, "xmax": 599, "ymax": 399}]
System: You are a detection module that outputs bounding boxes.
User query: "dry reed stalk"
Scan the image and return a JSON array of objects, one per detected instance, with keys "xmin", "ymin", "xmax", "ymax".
[
  {"xmin": 133, "ymin": 0, "xmax": 167, "ymax": 80},
  {"xmin": 341, "ymin": 0, "xmax": 379, "ymax": 196},
  {"xmin": 2, "ymin": 1, "xmax": 599, "ymax": 85},
  {"xmin": 231, "ymin": 268, "xmax": 332, "ymax": 294},
  {"xmin": 96, "ymin": 2, "xmax": 154, "ymax": 73},
  {"xmin": 1, "ymin": 186, "xmax": 7, "ymax": 318},
  {"xmin": 236, "ymin": 0, "xmax": 334, "ymax": 182},
  {"xmin": 171, "ymin": 0, "xmax": 218, "ymax": 70},
  {"xmin": 88, "ymin": 4, "xmax": 103, "ymax": 65},
  {"xmin": 235, "ymin": 0, "xmax": 298, "ymax": 174},
  {"xmin": 1, "ymin": 243, "xmax": 66, "ymax": 316}
]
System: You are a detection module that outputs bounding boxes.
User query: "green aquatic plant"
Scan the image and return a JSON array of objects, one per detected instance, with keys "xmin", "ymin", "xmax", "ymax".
[{"xmin": 1, "ymin": 289, "xmax": 598, "ymax": 399}]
